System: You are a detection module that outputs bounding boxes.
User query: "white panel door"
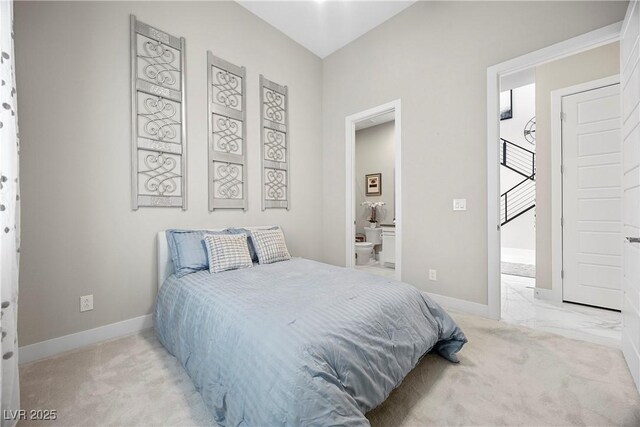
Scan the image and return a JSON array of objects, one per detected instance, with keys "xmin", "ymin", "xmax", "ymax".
[
  {"xmin": 621, "ymin": 0, "xmax": 640, "ymax": 392},
  {"xmin": 562, "ymin": 83, "xmax": 622, "ymax": 310}
]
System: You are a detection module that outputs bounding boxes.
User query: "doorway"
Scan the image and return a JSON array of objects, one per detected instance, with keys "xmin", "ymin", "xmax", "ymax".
[
  {"xmin": 487, "ymin": 23, "xmax": 621, "ymax": 318},
  {"xmin": 500, "ymin": 74, "xmax": 623, "ymax": 347},
  {"xmin": 498, "ymin": 77, "xmax": 539, "ymax": 330},
  {"xmin": 345, "ymin": 100, "xmax": 402, "ymax": 281},
  {"xmin": 488, "ymin": 25, "xmax": 624, "ymax": 347}
]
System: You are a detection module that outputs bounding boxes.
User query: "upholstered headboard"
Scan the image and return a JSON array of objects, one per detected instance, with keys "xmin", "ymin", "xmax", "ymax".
[{"xmin": 157, "ymin": 226, "xmax": 279, "ymax": 289}]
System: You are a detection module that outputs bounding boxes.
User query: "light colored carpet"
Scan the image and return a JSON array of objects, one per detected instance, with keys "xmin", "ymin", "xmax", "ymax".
[
  {"xmin": 20, "ymin": 312, "xmax": 640, "ymax": 426},
  {"xmin": 501, "ymin": 261, "xmax": 536, "ymax": 278}
]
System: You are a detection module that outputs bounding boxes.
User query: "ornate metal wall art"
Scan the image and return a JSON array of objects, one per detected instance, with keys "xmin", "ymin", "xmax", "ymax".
[
  {"xmin": 131, "ymin": 15, "xmax": 186, "ymax": 209},
  {"xmin": 208, "ymin": 52, "xmax": 247, "ymax": 210},
  {"xmin": 260, "ymin": 75, "xmax": 289, "ymax": 210}
]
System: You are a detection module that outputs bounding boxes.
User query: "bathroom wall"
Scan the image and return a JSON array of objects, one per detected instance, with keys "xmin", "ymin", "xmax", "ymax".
[{"xmin": 355, "ymin": 121, "xmax": 395, "ymax": 234}]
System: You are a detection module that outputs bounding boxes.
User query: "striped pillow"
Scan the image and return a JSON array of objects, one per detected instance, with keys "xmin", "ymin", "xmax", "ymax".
[
  {"xmin": 250, "ymin": 229, "xmax": 291, "ymax": 264},
  {"xmin": 226, "ymin": 226, "xmax": 279, "ymax": 263},
  {"xmin": 203, "ymin": 234, "xmax": 253, "ymax": 273}
]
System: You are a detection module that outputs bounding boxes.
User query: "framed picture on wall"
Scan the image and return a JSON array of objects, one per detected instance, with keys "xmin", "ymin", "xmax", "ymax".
[
  {"xmin": 366, "ymin": 173, "xmax": 382, "ymax": 196},
  {"xmin": 500, "ymin": 89, "xmax": 513, "ymax": 120}
]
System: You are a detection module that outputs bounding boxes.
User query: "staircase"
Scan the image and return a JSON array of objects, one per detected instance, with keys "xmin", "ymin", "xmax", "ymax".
[{"xmin": 500, "ymin": 138, "xmax": 536, "ymax": 225}]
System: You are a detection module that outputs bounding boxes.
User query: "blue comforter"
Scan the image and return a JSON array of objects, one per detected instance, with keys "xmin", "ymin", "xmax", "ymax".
[{"xmin": 154, "ymin": 258, "xmax": 466, "ymax": 426}]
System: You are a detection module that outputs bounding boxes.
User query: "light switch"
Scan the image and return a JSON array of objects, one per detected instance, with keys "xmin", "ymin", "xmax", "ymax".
[{"xmin": 453, "ymin": 198, "xmax": 467, "ymax": 211}]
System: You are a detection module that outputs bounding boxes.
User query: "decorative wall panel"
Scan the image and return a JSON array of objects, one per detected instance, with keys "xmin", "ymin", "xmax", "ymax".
[
  {"xmin": 260, "ymin": 75, "xmax": 289, "ymax": 210},
  {"xmin": 131, "ymin": 15, "xmax": 186, "ymax": 209},
  {"xmin": 208, "ymin": 52, "xmax": 247, "ymax": 210}
]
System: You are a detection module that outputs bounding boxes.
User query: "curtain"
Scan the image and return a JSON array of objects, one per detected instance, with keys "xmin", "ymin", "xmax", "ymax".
[{"xmin": 0, "ymin": 0, "xmax": 20, "ymax": 424}]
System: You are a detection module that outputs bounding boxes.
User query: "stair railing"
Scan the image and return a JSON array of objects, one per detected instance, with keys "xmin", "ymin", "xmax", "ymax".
[
  {"xmin": 500, "ymin": 138, "xmax": 535, "ymax": 180},
  {"xmin": 500, "ymin": 138, "xmax": 536, "ymax": 226}
]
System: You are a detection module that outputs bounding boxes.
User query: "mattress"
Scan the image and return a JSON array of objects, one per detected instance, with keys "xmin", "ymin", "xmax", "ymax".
[{"xmin": 154, "ymin": 258, "xmax": 466, "ymax": 426}]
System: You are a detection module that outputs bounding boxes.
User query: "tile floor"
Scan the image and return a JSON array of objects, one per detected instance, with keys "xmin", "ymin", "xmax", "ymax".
[
  {"xmin": 355, "ymin": 260, "xmax": 396, "ymax": 278},
  {"xmin": 501, "ymin": 273, "xmax": 622, "ymax": 348},
  {"xmin": 356, "ymin": 246, "xmax": 621, "ymax": 348},
  {"xmin": 501, "ymin": 247, "xmax": 536, "ymax": 265}
]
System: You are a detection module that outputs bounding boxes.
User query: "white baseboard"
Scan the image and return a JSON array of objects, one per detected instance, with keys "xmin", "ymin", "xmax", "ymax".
[
  {"xmin": 424, "ymin": 292, "xmax": 490, "ymax": 318},
  {"xmin": 19, "ymin": 314, "xmax": 153, "ymax": 365},
  {"xmin": 534, "ymin": 286, "xmax": 561, "ymax": 303},
  {"xmin": 18, "ymin": 294, "xmax": 488, "ymax": 364}
]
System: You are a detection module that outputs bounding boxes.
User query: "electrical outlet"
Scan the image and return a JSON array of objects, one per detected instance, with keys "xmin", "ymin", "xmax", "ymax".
[
  {"xmin": 429, "ymin": 269, "xmax": 437, "ymax": 281},
  {"xmin": 80, "ymin": 294, "xmax": 93, "ymax": 312},
  {"xmin": 453, "ymin": 199, "xmax": 467, "ymax": 211}
]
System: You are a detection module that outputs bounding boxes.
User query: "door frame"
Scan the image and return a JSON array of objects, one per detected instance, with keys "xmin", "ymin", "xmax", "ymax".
[
  {"xmin": 345, "ymin": 99, "xmax": 402, "ymax": 281},
  {"xmin": 486, "ymin": 22, "xmax": 622, "ymax": 320},
  {"xmin": 545, "ymin": 75, "xmax": 621, "ymax": 303}
]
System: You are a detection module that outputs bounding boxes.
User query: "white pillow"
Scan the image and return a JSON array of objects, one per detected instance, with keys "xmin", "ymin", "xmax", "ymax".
[
  {"xmin": 250, "ymin": 229, "xmax": 291, "ymax": 264},
  {"xmin": 204, "ymin": 234, "xmax": 253, "ymax": 273}
]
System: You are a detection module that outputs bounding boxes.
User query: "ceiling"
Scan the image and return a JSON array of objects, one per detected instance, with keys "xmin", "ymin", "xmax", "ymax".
[
  {"xmin": 236, "ymin": 1, "xmax": 416, "ymax": 58},
  {"xmin": 500, "ymin": 68, "xmax": 535, "ymax": 92}
]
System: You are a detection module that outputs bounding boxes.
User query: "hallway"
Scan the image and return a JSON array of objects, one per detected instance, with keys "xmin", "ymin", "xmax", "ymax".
[{"xmin": 501, "ymin": 274, "xmax": 622, "ymax": 348}]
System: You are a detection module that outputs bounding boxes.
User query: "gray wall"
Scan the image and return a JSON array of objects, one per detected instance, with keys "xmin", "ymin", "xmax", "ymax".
[
  {"xmin": 355, "ymin": 122, "xmax": 395, "ymax": 233},
  {"xmin": 15, "ymin": 1, "xmax": 323, "ymax": 346},
  {"xmin": 321, "ymin": 1, "xmax": 627, "ymax": 305},
  {"xmin": 14, "ymin": 1, "xmax": 629, "ymax": 347},
  {"xmin": 535, "ymin": 42, "xmax": 620, "ymax": 289}
]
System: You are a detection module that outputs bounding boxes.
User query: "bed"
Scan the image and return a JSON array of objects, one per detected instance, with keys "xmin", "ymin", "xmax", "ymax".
[{"xmin": 154, "ymin": 228, "xmax": 467, "ymax": 426}]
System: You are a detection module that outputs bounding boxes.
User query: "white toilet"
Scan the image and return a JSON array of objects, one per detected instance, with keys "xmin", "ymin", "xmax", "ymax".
[
  {"xmin": 355, "ymin": 242, "xmax": 374, "ymax": 265},
  {"xmin": 364, "ymin": 227, "xmax": 382, "ymax": 245}
]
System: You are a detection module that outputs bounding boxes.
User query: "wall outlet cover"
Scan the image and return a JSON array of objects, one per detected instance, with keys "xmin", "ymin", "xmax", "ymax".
[
  {"xmin": 429, "ymin": 269, "xmax": 437, "ymax": 281},
  {"xmin": 80, "ymin": 294, "xmax": 93, "ymax": 312},
  {"xmin": 453, "ymin": 199, "xmax": 467, "ymax": 211}
]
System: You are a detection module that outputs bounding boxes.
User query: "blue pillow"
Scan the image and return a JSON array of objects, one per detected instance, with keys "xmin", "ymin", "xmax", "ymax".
[
  {"xmin": 166, "ymin": 229, "xmax": 228, "ymax": 277},
  {"xmin": 226, "ymin": 227, "xmax": 278, "ymax": 263}
]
